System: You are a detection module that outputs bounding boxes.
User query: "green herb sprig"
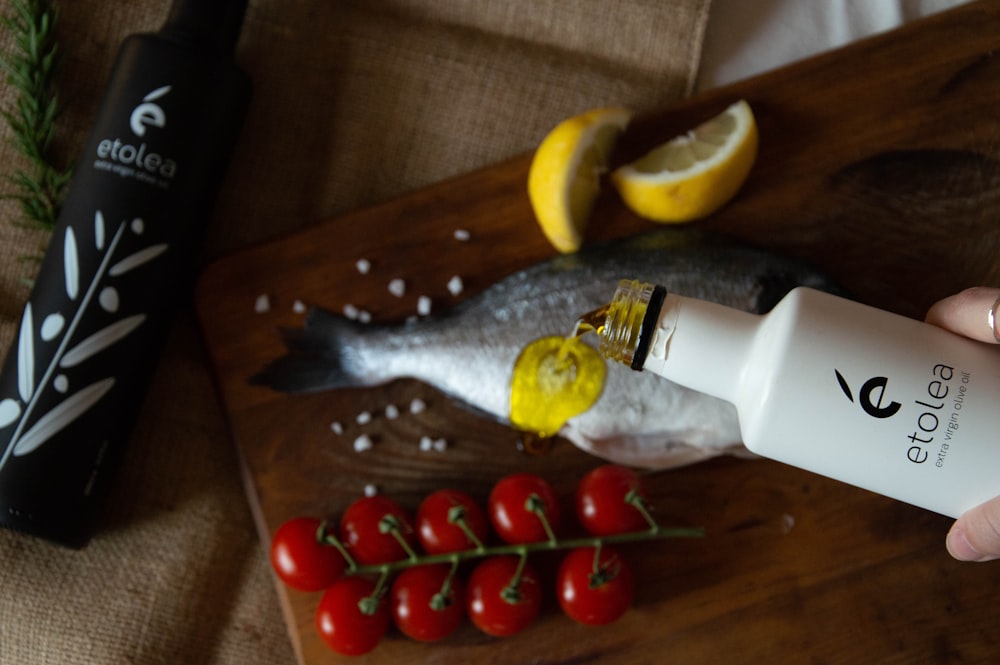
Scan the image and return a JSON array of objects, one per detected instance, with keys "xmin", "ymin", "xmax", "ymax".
[{"xmin": 0, "ymin": 0, "xmax": 71, "ymax": 233}]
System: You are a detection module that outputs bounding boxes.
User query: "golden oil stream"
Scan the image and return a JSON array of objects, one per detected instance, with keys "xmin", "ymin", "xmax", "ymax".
[{"xmin": 510, "ymin": 306, "xmax": 610, "ymax": 455}]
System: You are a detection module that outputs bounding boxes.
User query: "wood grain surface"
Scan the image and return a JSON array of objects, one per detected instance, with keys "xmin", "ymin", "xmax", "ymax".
[{"xmin": 195, "ymin": 3, "xmax": 1000, "ymax": 663}]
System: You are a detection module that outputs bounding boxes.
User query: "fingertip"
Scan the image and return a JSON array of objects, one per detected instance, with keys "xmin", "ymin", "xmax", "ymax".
[
  {"xmin": 947, "ymin": 523, "xmax": 980, "ymax": 561},
  {"xmin": 947, "ymin": 522, "xmax": 999, "ymax": 563},
  {"xmin": 925, "ymin": 287, "xmax": 1000, "ymax": 344}
]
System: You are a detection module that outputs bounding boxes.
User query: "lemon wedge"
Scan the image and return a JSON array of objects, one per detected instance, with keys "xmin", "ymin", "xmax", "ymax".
[
  {"xmin": 610, "ymin": 99, "xmax": 757, "ymax": 223},
  {"xmin": 527, "ymin": 107, "xmax": 632, "ymax": 253}
]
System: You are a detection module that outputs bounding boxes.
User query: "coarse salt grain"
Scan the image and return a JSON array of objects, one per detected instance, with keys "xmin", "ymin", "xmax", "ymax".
[
  {"xmin": 343, "ymin": 304, "xmax": 360, "ymax": 319},
  {"xmin": 330, "ymin": 421, "xmax": 343, "ymax": 435},
  {"xmin": 417, "ymin": 296, "xmax": 432, "ymax": 316},
  {"xmin": 292, "ymin": 300, "xmax": 307, "ymax": 314},
  {"xmin": 385, "ymin": 404, "xmax": 399, "ymax": 419},
  {"xmin": 254, "ymin": 294, "xmax": 270, "ymax": 313},
  {"xmin": 453, "ymin": 229, "xmax": 471, "ymax": 241},
  {"xmin": 358, "ymin": 310, "xmax": 372, "ymax": 324},
  {"xmin": 447, "ymin": 276, "xmax": 464, "ymax": 296},
  {"xmin": 356, "ymin": 411, "xmax": 372, "ymax": 425},
  {"xmin": 364, "ymin": 483, "xmax": 378, "ymax": 497},
  {"xmin": 419, "ymin": 436, "xmax": 433, "ymax": 452},
  {"xmin": 410, "ymin": 398, "xmax": 427, "ymax": 414},
  {"xmin": 388, "ymin": 278, "xmax": 406, "ymax": 297},
  {"xmin": 781, "ymin": 513, "xmax": 796, "ymax": 534},
  {"xmin": 356, "ymin": 259, "xmax": 371, "ymax": 274},
  {"xmin": 433, "ymin": 438, "xmax": 448, "ymax": 452},
  {"xmin": 353, "ymin": 435, "xmax": 373, "ymax": 452}
]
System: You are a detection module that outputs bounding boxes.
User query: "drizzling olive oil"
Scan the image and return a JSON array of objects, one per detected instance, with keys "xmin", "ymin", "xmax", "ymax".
[{"xmin": 509, "ymin": 326, "xmax": 607, "ymax": 441}]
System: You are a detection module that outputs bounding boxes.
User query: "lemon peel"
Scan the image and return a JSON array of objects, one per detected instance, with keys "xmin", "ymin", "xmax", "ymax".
[
  {"xmin": 527, "ymin": 107, "xmax": 632, "ymax": 253},
  {"xmin": 610, "ymin": 99, "xmax": 758, "ymax": 223}
]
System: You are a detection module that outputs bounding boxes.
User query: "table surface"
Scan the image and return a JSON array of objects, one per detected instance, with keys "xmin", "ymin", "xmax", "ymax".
[{"xmin": 196, "ymin": 3, "xmax": 1000, "ymax": 663}]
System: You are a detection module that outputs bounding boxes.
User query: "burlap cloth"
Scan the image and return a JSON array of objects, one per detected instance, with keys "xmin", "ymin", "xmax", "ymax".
[{"xmin": 0, "ymin": 1, "xmax": 709, "ymax": 662}]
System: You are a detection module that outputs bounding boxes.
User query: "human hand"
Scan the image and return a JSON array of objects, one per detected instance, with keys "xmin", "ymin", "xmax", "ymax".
[{"xmin": 925, "ymin": 287, "xmax": 1000, "ymax": 562}]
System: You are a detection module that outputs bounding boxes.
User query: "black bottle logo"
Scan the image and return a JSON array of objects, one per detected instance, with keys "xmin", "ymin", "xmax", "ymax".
[{"xmin": 835, "ymin": 369, "xmax": 902, "ymax": 418}]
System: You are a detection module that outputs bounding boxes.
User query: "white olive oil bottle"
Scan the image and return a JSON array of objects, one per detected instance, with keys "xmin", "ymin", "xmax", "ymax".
[{"xmin": 589, "ymin": 280, "xmax": 1000, "ymax": 518}]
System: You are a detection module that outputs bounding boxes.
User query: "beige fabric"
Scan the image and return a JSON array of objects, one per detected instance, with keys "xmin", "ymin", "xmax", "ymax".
[{"xmin": 0, "ymin": 1, "xmax": 709, "ymax": 663}]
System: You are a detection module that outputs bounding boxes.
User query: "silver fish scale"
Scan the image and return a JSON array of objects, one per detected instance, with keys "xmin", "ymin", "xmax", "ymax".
[{"xmin": 262, "ymin": 229, "xmax": 840, "ymax": 469}]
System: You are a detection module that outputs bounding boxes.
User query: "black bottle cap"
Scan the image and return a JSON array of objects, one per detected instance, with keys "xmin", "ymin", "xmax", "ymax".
[
  {"xmin": 162, "ymin": 0, "xmax": 248, "ymax": 54},
  {"xmin": 632, "ymin": 285, "xmax": 666, "ymax": 371}
]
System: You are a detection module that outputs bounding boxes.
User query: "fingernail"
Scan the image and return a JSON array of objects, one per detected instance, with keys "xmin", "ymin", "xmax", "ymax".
[
  {"xmin": 991, "ymin": 294, "xmax": 1000, "ymax": 342},
  {"xmin": 947, "ymin": 525, "xmax": 996, "ymax": 562}
]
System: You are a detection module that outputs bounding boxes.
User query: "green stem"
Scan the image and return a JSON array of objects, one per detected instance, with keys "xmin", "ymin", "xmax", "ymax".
[
  {"xmin": 379, "ymin": 514, "xmax": 420, "ymax": 562},
  {"xmin": 448, "ymin": 505, "xmax": 486, "ymax": 551},
  {"xmin": 526, "ymin": 493, "xmax": 558, "ymax": 545},
  {"xmin": 501, "ymin": 551, "xmax": 529, "ymax": 604},
  {"xmin": 626, "ymin": 489, "xmax": 659, "ymax": 531},
  {"xmin": 430, "ymin": 558, "xmax": 460, "ymax": 611},
  {"xmin": 348, "ymin": 525, "xmax": 704, "ymax": 577},
  {"xmin": 590, "ymin": 540, "xmax": 603, "ymax": 576},
  {"xmin": 357, "ymin": 568, "xmax": 391, "ymax": 616},
  {"xmin": 316, "ymin": 520, "xmax": 358, "ymax": 570},
  {"xmin": 588, "ymin": 541, "xmax": 620, "ymax": 589}
]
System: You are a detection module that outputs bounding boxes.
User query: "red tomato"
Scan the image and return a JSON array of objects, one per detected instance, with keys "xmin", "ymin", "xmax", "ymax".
[
  {"xmin": 416, "ymin": 489, "xmax": 489, "ymax": 554},
  {"xmin": 269, "ymin": 517, "xmax": 346, "ymax": 592},
  {"xmin": 557, "ymin": 546, "xmax": 634, "ymax": 626},
  {"xmin": 340, "ymin": 495, "xmax": 417, "ymax": 565},
  {"xmin": 315, "ymin": 577, "xmax": 389, "ymax": 656},
  {"xmin": 390, "ymin": 564, "xmax": 465, "ymax": 642},
  {"xmin": 488, "ymin": 473, "xmax": 561, "ymax": 544},
  {"xmin": 576, "ymin": 465, "xmax": 651, "ymax": 536},
  {"xmin": 466, "ymin": 556, "xmax": 541, "ymax": 637}
]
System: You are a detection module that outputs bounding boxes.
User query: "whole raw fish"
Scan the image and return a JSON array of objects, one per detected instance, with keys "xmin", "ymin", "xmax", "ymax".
[{"xmin": 255, "ymin": 229, "xmax": 840, "ymax": 469}]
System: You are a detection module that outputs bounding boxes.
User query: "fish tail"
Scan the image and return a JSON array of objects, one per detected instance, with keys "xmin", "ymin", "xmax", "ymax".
[{"xmin": 251, "ymin": 308, "xmax": 367, "ymax": 393}]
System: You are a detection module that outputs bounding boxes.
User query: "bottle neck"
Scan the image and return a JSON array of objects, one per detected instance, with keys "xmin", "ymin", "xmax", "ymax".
[
  {"xmin": 595, "ymin": 280, "xmax": 666, "ymax": 370},
  {"xmin": 161, "ymin": 0, "xmax": 248, "ymax": 53},
  {"xmin": 597, "ymin": 281, "xmax": 758, "ymax": 405}
]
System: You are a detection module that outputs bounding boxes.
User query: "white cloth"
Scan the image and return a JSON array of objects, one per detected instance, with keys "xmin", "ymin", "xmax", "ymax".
[{"xmin": 697, "ymin": 0, "xmax": 972, "ymax": 90}]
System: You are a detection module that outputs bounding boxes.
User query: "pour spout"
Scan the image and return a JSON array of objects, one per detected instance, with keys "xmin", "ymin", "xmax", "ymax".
[{"xmin": 572, "ymin": 304, "xmax": 610, "ymax": 338}]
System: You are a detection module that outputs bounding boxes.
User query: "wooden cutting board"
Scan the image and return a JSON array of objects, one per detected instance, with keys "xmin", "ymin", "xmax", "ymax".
[{"xmin": 195, "ymin": 3, "xmax": 1000, "ymax": 663}]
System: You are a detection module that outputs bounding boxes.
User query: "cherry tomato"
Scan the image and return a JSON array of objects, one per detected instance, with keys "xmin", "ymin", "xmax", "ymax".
[
  {"xmin": 269, "ymin": 517, "xmax": 346, "ymax": 592},
  {"xmin": 557, "ymin": 546, "xmax": 634, "ymax": 626},
  {"xmin": 390, "ymin": 564, "xmax": 465, "ymax": 642},
  {"xmin": 466, "ymin": 555, "xmax": 541, "ymax": 637},
  {"xmin": 488, "ymin": 473, "xmax": 561, "ymax": 544},
  {"xmin": 416, "ymin": 489, "xmax": 489, "ymax": 554},
  {"xmin": 340, "ymin": 495, "xmax": 417, "ymax": 565},
  {"xmin": 576, "ymin": 465, "xmax": 651, "ymax": 536},
  {"xmin": 315, "ymin": 576, "xmax": 389, "ymax": 656}
]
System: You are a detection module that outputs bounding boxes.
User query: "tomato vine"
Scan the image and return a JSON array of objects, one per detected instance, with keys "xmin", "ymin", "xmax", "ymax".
[{"xmin": 270, "ymin": 465, "xmax": 703, "ymax": 656}]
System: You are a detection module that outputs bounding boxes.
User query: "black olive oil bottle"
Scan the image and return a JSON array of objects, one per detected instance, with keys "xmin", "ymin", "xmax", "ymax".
[{"xmin": 0, "ymin": 0, "xmax": 252, "ymax": 547}]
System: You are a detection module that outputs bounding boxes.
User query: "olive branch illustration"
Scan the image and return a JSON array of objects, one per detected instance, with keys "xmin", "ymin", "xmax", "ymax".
[{"xmin": 0, "ymin": 210, "xmax": 167, "ymax": 470}]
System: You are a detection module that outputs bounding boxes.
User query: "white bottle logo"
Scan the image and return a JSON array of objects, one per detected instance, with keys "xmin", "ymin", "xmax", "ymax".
[
  {"xmin": 95, "ymin": 85, "xmax": 177, "ymax": 184},
  {"xmin": 835, "ymin": 370, "xmax": 902, "ymax": 419},
  {"xmin": 129, "ymin": 86, "xmax": 171, "ymax": 137}
]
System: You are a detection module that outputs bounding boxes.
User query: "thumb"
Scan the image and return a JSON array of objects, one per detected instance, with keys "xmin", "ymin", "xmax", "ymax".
[
  {"xmin": 946, "ymin": 496, "xmax": 1000, "ymax": 562},
  {"xmin": 925, "ymin": 286, "xmax": 1000, "ymax": 343}
]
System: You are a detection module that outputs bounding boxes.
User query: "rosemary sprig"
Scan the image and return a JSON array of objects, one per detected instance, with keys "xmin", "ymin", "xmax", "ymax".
[{"xmin": 0, "ymin": 0, "xmax": 71, "ymax": 233}]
